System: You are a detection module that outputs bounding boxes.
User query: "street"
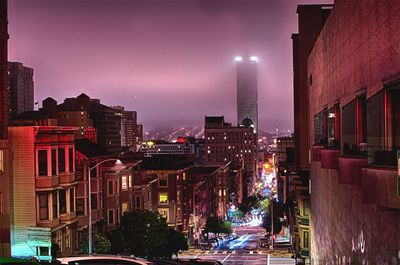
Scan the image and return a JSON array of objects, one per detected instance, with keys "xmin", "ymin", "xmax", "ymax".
[{"xmin": 181, "ymin": 225, "xmax": 295, "ymax": 265}]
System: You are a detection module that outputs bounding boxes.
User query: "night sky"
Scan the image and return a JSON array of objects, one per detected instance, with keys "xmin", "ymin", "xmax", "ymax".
[{"xmin": 8, "ymin": 0, "xmax": 332, "ymax": 131}]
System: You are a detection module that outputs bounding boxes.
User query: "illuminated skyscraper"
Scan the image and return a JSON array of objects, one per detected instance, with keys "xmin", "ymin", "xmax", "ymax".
[{"xmin": 235, "ymin": 56, "xmax": 258, "ymax": 132}]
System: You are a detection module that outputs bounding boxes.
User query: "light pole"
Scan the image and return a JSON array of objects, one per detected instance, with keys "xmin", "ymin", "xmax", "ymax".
[
  {"xmin": 271, "ymin": 198, "xmax": 274, "ymax": 251},
  {"xmin": 88, "ymin": 158, "xmax": 122, "ymax": 255}
]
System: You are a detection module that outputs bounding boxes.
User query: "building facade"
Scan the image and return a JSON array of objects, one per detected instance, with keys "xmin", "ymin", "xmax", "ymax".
[
  {"xmin": 8, "ymin": 62, "xmax": 34, "ymax": 122},
  {"xmin": 290, "ymin": 4, "xmax": 332, "ymax": 261},
  {"xmin": 204, "ymin": 116, "xmax": 256, "ymax": 197},
  {"xmin": 0, "ymin": 0, "xmax": 9, "ymax": 257},
  {"xmin": 236, "ymin": 56, "xmax": 258, "ymax": 132},
  {"xmin": 307, "ymin": 1, "xmax": 400, "ymax": 263},
  {"xmin": 8, "ymin": 126, "xmax": 77, "ymax": 261},
  {"xmin": 141, "ymin": 140, "xmax": 195, "ymax": 157}
]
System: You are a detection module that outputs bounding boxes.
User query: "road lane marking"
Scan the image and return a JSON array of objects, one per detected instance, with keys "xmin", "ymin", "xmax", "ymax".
[
  {"xmin": 222, "ymin": 251, "xmax": 227, "ymax": 254},
  {"xmin": 193, "ymin": 254, "xmax": 198, "ymax": 259},
  {"xmin": 205, "ymin": 251, "xmax": 209, "ymax": 254},
  {"xmin": 258, "ymin": 250, "xmax": 263, "ymax": 254},
  {"xmin": 267, "ymin": 254, "xmax": 270, "ymax": 265},
  {"xmin": 232, "ymin": 250, "xmax": 236, "ymax": 254},
  {"xmin": 249, "ymin": 251, "xmax": 254, "ymax": 254},
  {"xmin": 213, "ymin": 251, "xmax": 219, "ymax": 254},
  {"xmin": 221, "ymin": 253, "xmax": 231, "ymax": 264}
]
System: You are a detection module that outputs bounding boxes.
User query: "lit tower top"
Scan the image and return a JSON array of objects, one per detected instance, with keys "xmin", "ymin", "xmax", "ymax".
[{"xmin": 235, "ymin": 55, "xmax": 258, "ymax": 133}]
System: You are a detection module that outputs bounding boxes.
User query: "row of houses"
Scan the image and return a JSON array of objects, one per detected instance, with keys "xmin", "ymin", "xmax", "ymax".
[{"xmin": 1, "ymin": 125, "xmax": 241, "ymax": 261}]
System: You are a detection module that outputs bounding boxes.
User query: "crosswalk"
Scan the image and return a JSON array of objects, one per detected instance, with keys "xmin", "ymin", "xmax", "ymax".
[{"xmin": 186, "ymin": 249, "xmax": 266, "ymax": 255}]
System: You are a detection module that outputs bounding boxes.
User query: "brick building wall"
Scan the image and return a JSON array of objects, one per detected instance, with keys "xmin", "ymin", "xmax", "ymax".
[{"xmin": 308, "ymin": 1, "xmax": 400, "ymax": 264}]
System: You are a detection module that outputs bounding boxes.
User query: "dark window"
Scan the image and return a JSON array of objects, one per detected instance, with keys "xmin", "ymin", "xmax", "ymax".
[
  {"xmin": 108, "ymin": 180, "xmax": 114, "ymax": 195},
  {"xmin": 108, "ymin": 210, "xmax": 114, "ymax": 224},
  {"xmin": 70, "ymin": 188, "xmax": 75, "ymax": 212},
  {"xmin": 342, "ymin": 97, "xmax": 367, "ymax": 156},
  {"xmin": 52, "ymin": 191, "xmax": 58, "ymax": 218},
  {"xmin": 58, "ymin": 148, "xmax": 66, "ymax": 173},
  {"xmin": 313, "ymin": 111, "xmax": 325, "ymax": 145},
  {"xmin": 91, "ymin": 194, "xmax": 98, "ymax": 210},
  {"xmin": 38, "ymin": 194, "xmax": 48, "ymax": 220},
  {"xmin": 76, "ymin": 198, "xmax": 84, "ymax": 216},
  {"xmin": 367, "ymin": 91, "xmax": 385, "ymax": 164},
  {"xmin": 69, "ymin": 147, "xmax": 74, "ymax": 172},
  {"xmin": 59, "ymin": 189, "xmax": 66, "ymax": 214},
  {"xmin": 159, "ymin": 176, "xmax": 168, "ymax": 187},
  {"xmin": 51, "ymin": 149, "xmax": 57, "ymax": 176},
  {"xmin": 38, "ymin": 150, "xmax": 48, "ymax": 176},
  {"xmin": 135, "ymin": 196, "xmax": 141, "ymax": 209}
]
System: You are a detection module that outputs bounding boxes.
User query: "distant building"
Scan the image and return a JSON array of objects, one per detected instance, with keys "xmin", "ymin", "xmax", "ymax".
[
  {"xmin": 276, "ymin": 136, "xmax": 295, "ymax": 174},
  {"xmin": 112, "ymin": 106, "xmax": 143, "ymax": 152},
  {"xmin": 58, "ymin": 94, "xmax": 121, "ymax": 154},
  {"xmin": 204, "ymin": 116, "xmax": 257, "ymax": 198},
  {"xmin": 133, "ymin": 155, "xmax": 195, "ymax": 232},
  {"xmin": 236, "ymin": 56, "xmax": 258, "ymax": 132},
  {"xmin": 8, "ymin": 126, "xmax": 77, "ymax": 261},
  {"xmin": 0, "ymin": 0, "xmax": 10, "ymax": 257},
  {"xmin": 8, "ymin": 62, "xmax": 34, "ymax": 122},
  {"xmin": 141, "ymin": 140, "xmax": 195, "ymax": 157}
]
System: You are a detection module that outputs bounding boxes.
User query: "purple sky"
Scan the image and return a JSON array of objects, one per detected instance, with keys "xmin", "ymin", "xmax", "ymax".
[{"xmin": 8, "ymin": 0, "xmax": 331, "ymax": 131}]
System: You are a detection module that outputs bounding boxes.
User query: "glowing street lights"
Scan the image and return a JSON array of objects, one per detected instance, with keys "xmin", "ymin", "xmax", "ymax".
[{"xmin": 88, "ymin": 158, "xmax": 122, "ymax": 255}]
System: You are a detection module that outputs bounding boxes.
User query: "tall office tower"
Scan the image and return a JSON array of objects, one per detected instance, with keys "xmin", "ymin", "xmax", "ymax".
[
  {"xmin": 8, "ymin": 62, "xmax": 34, "ymax": 121},
  {"xmin": 235, "ymin": 56, "xmax": 258, "ymax": 133}
]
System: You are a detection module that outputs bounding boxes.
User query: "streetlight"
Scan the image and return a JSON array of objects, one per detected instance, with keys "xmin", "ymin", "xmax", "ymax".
[{"xmin": 88, "ymin": 158, "xmax": 122, "ymax": 255}]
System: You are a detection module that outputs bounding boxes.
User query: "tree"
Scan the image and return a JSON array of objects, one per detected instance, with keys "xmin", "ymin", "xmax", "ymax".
[
  {"xmin": 205, "ymin": 217, "xmax": 232, "ymax": 237},
  {"xmin": 108, "ymin": 209, "xmax": 188, "ymax": 258},
  {"xmin": 79, "ymin": 233, "xmax": 111, "ymax": 254},
  {"xmin": 162, "ymin": 228, "xmax": 189, "ymax": 257}
]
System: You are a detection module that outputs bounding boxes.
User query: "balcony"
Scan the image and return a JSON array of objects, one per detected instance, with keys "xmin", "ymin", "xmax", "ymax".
[
  {"xmin": 36, "ymin": 175, "xmax": 59, "ymax": 189},
  {"xmin": 311, "ymin": 145, "xmax": 324, "ymax": 161},
  {"xmin": 338, "ymin": 157, "xmax": 367, "ymax": 186},
  {"xmin": 362, "ymin": 167, "xmax": 400, "ymax": 209},
  {"xmin": 320, "ymin": 149, "xmax": 340, "ymax": 170},
  {"xmin": 59, "ymin": 172, "xmax": 76, "ymax": 185},
  {"xmin": 60, "ymin": 211, "xmax": 77, "ymax": 223},
  {"xmin": 37, "ymin": 218, "xmax": 60, "ymax": 228}
]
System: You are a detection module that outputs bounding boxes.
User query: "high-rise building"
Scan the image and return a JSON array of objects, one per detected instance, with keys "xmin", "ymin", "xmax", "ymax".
[
  {"xmin": 0, "ymin": 0, "xmax": 10, "ymax": 257},
  {"xmin": 8, "ymin": 62, "xmax": 34, "ymax": 121},
  {"xmin": 236, "ymin": 56, "xmax": 258, "ymax": 132}
]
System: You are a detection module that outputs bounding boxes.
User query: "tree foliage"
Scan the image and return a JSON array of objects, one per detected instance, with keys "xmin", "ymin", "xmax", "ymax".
[
  {"xmin": 205, "ymin": 217, "xmax": 232, "ymax": 236},
  {"xmin": 79, "ymin": 233, "xmax": 111, "ymax": 254},
  {"xmin": 108, "ymin": 210, "xmax": 188, "ymax": 258}
]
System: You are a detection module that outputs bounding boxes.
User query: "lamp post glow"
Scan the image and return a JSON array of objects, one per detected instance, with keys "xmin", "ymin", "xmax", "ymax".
[{"xmin": 88, "ymin": 158, "xmax": 122, "ymax": 255}]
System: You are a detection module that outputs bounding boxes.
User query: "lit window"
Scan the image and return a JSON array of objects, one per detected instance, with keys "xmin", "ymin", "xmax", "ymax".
[
  {"xmin": 121, "ymin": 176, "xmax": 128, "ymax": 190},
  {"xmin": 207, "ymin": 150, "xmax": 211, "ymax": 154},
  {"xmin": 0, "ymin": 150, "xmax": 4, "ymax": 173},
  {"xmin": 223, "ymin": 189, "xmax": 226, "ymax": 196},
  {"xmin": 218, "ymin": 190, "xmax": 222, "ymax": 197},
  {"xmin": 158, "ymin": 208, "xmax": 169, "ymax": 222},
  {"xmin": 228, "ymin": 146, "xmax": 231, "ymax": 149},
  {"xmin": 128, "ymin": 175, "xmax": 132, "ymax": 188},
  {"xmin": 224, "ymin": 136, "xmax": 227, "ymax": 140},
  {"xmin": 121, "ymin": 202, "xmax": 128, "ymax": 214},
  {"xmin": 159, "ymin": 193, "xmax": 168, "ymax": 204}
]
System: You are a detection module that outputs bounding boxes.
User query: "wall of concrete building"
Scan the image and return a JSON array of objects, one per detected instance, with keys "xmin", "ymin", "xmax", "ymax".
[{"xmin": 308, "ymin": 1, "xmax": 400, "ymax": 264}]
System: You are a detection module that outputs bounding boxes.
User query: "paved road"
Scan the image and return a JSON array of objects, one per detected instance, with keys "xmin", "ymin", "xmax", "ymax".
[{"xmin": 182, "ymin": 225, "xmax": 294, "ymax": 264}]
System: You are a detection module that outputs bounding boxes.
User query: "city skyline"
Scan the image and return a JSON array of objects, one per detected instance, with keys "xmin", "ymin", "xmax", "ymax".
[{"xmin": 8, "ymin": 0, "xmax": 331, "ymax": 131}]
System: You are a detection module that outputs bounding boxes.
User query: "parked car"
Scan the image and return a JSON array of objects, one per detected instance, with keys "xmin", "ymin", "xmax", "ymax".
[
  {"xmin": 0, "ymin": 258, "xmax": 40, "ymax": 265},
  {"xmin": 58, "ymin": 255, "xmax": 153, "ymax": 265}
]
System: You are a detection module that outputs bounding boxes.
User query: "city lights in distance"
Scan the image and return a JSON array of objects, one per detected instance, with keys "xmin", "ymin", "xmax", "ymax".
[{"xmin": 234, "ymin": 56, "xmax": 243, "ymax": 62}]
